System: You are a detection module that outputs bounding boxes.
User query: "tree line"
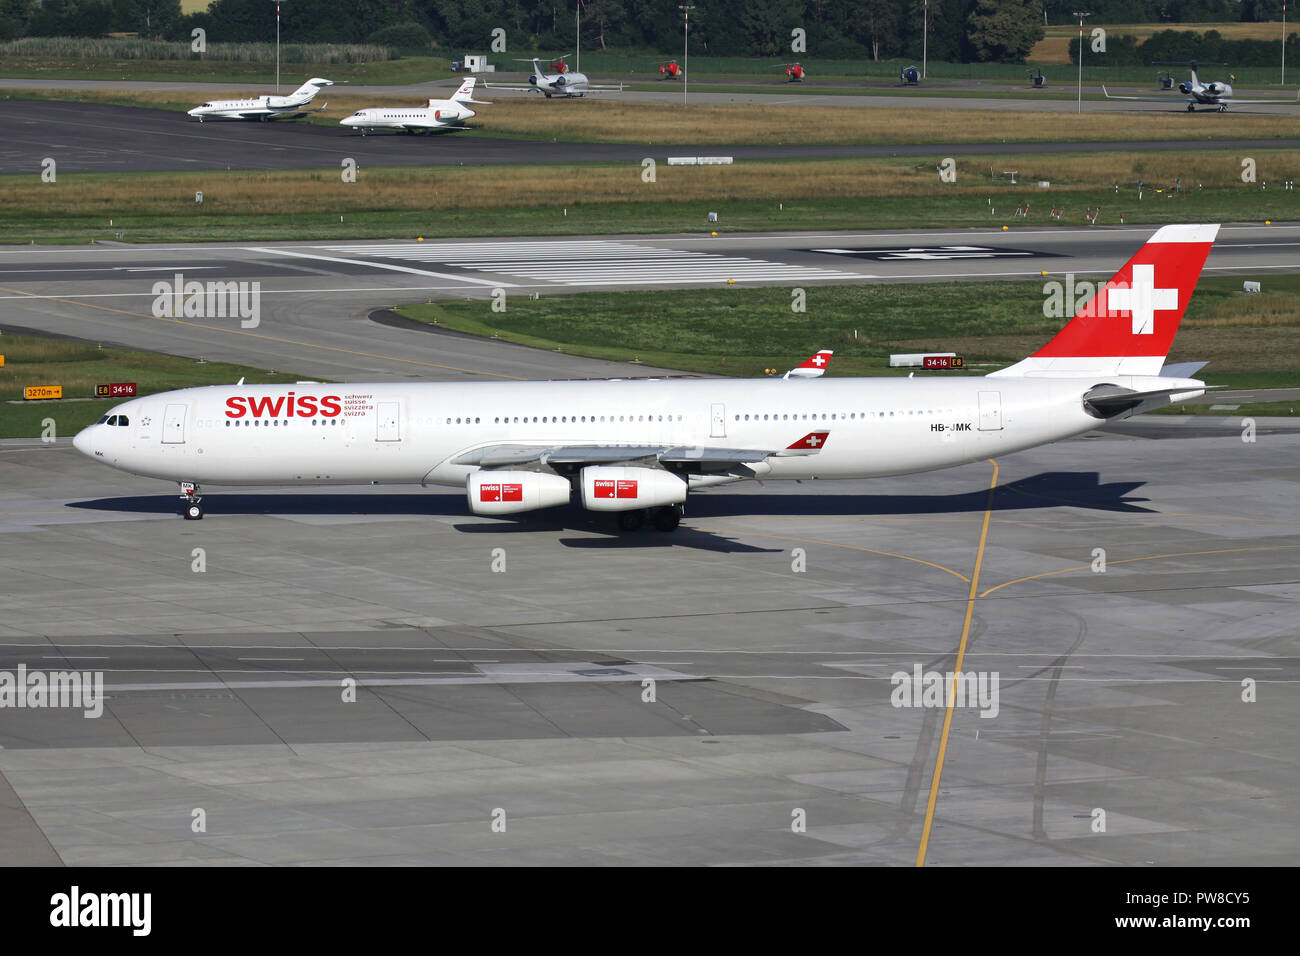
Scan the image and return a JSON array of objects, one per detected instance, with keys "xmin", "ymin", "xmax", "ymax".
[
  {"xmin": 1072, "ymin": 29, "xmax": 1298, "ymax": 67},
  {"xmin": 0, "ymin": 0, "xmax": 1291, "ymax": 63}
]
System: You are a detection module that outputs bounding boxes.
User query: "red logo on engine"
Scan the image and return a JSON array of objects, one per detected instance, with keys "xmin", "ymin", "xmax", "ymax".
[
  {"xmin": 480, "ymin": 483, "xmax": 501, "ymax": 502},
  {"xmin": 594, "ymin": 479, "xmax": 616, "ymax": 499},
  {"xmin": 501, "ymin": 483, "xmax": 523, "ymax": 502},
  {"xmin": 616, "ymin": 480, "xmax": 638, "ymax": 498}
]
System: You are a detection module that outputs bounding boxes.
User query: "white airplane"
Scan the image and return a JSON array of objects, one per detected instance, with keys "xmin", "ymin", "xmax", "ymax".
[
  {"xmin": 339, "ymin": 78, "xmax": 489, "ymax": 134},
  {"xmin": 487, "ymin": 56, "xmax": 623, "ymax": 98},
  {"xmin": 1102, "ymin": 66, "xmax": 1297, "ymax": 111},
  {"xmin": 74, "ymin": 225, "xmax": 1217, "ymax": 532},
  {"xmin": 186, "ymin": 77, "xmax": 334, "ymax": 122}
]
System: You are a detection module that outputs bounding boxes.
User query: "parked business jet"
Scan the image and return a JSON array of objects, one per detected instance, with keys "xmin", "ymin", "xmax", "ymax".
[
  {"xmin": 186, "ymin": 77, "xmax": 334, "ymax": 121},
  {"xmin": 339, "ymin": 78, "xmax": 489, "ymax": 133},
  {"xmin": 74, "ymin": 225, "xmax": 1217, "ymax": 531},
  {"xmin": 1103, "ymin": 65, "xmax": 1298, "ymax": 111},
  {"xmin": 488, "ymin": 56, "xmax": 623, "ymax": 98}
]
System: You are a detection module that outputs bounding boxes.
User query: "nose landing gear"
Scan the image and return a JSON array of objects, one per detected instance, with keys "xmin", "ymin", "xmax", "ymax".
[{"xmin": 179, "ymin": 482, "xmax": 204, "ymax": 520}]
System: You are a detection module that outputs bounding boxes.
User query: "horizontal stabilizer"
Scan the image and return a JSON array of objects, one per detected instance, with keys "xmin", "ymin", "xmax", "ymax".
[
  {"xmin": 1083, "ymin": 383, "xmax": 1216, "ymax": 417},
  {"xmin": 1160, "ymin": 361, "xmax": 1209, "ymax": 378}
]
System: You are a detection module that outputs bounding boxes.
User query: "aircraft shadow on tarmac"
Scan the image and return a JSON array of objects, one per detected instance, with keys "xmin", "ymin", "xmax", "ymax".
[{"xmin": 68, "ymin": 472, "xmax": 1152, "ymax": 550}]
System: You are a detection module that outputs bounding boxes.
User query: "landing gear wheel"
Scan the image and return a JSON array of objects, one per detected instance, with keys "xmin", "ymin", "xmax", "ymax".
[
  {"xmin": 651, "ymin": 505, "xmax": 683, "ymax": 532},
  {"xmin": 1218, "ymin": 105, "xmax": 1227, "ymax": 112},
  {"xmin": 617, "ymin": 509, "xmax": 646, "ymax": 532},
  {"xmin": 179, "ymin": 482, "xmax": 203, "ymax": 520},
  {"xmin": 1187, "ymin": 103, "xmax": 1195, "ymax": 112}
]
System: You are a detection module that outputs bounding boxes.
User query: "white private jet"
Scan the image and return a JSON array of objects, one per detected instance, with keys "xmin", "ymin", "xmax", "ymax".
[
  {"xmin": 339, "ymin": 78, "xmax": 490, "ymax": 134},
  {"xmin": 1102, "ymin": 65, "xmax": 1298, "ymax": 111},
  {"xmin": 75, "ymin": 225, "xmax": 1217, "ymax": 532},
  {"xmin": 487, "ymin": 56, "xmax": 623, "ymax": 98},
  {"xmin": 187, "ymin": 77, "xmax": 334, "ymax": 122}
]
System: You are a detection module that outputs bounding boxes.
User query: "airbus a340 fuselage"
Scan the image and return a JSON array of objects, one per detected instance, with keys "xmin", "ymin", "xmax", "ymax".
[{"xmin": 74, "ymin": 225, "xmax": 1218, "ymax": 530}]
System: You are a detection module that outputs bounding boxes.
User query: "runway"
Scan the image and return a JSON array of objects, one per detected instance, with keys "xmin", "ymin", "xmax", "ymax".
[
  {"xmin": 2, "ymin": 416, "xmax": 1297, "ymax": 865},
  {"xmin": 1, "ymin": 224, "xmax": 1298, "ymax": 381},
  {"xmin": 4, "ymin": 99, "xmax": 1300, "ymax": 174}
]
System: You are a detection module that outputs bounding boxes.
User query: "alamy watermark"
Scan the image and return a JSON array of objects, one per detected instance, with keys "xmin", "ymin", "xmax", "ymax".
[
  {"xmin": 890, "ymin": 664, "xmax": 999, "ymax": 718},
  {"xmin": 151, "ymin": 272, "xmax": 260, "ymax": 328},
  {"xmin": 0, "ymin": 664, "xmax": 104, "ymax": 718}
]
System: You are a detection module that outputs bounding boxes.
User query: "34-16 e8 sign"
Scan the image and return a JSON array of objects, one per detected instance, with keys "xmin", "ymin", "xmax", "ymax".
[{"xmin": 96, "ymin": 382, "xmax": 137, "ymax": 397}]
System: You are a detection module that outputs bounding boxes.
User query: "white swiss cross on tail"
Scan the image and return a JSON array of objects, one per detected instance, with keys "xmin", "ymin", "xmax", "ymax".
[
  {"xmin": 1109, "ymin": 263, "xmax": 1177, "ymax": 335},
  {"xmin": 995, "ymin": 223, "xmax": 1218, "ymax": 378}
]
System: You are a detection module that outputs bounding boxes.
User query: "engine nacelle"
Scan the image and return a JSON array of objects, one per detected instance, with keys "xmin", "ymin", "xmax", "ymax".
[
  {"xmin": 580, "ymin": 466, "xmax": 686, "ymax": 512},
  {"xmin": 1178, "ymin": 81, "xmax": 1193, "ymax": 94},
  {"xmin": 467, "ymin": 470, "xmax": 571, "ymax": 515}
]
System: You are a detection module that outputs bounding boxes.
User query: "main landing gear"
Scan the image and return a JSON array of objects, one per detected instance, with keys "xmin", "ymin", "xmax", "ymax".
[
  {"xmin": 179, "ymin": 482, "xmax": 204, "ymax": 520},
  {"xmin": 616, "ymin": 505, "xmax": 683, "ymax": 533}
]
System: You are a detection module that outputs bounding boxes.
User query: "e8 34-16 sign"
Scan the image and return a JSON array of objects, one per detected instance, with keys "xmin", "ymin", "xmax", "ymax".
[
  {"xmin": 96, "ymin": 383, "xmax": 137, "ymax": 397},
  {"xmin": 923, "ymin": 355, "xmax": 964, "ymax": 370}
]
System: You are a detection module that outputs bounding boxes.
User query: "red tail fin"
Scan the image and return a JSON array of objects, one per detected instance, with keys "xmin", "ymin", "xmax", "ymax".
[{"xmin": 993, "ymin": 224, "xmax": 1217, "ymax": 377}]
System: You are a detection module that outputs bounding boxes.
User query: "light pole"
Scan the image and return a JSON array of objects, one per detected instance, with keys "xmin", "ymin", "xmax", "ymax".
[
  {"xmin": 1074, "ymin": 10, "xmax": 1090, "ymax": 113},
  {"xmin": 679, "ymin": 5, "xmax": 695, "ymax": 106},
  {"xmin": 576, "ymin": 0, "xmax": 581, "ymax": 75},
  {"xmin": 922, "ymin": 1, "xmax": 927, "ymax": 80},
  {"xmin": 272, "ymin": 0, "xmax": 286, "ymax": 92},
  {"xmin": 1283, "ymin": 0, "xmax": 1287, "ymax": 86}
]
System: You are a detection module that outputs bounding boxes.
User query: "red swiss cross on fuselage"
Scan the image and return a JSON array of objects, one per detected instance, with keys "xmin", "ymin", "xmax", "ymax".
[{"xmin": 786, "ymin": 431, "xmax": 830, "ymax": 452}]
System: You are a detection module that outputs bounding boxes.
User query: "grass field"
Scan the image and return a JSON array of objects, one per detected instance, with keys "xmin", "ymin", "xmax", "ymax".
[
  {"xmin": 1, "ymin": 42, "xmax": 1290, "ymax": 86},
  {"xmin": 395, "ymin": 275, "xmax": 1300, "ymax": 396},
  {"xmin": 0, "ymin": 334, "xmax": 306, "ymax": 437},
  {"xmin": 2, "ymin": 150, "xmax": 1295, "ymax": 244},
  {"xmin": 1031, "ymin": 20, "xmax": 1297, "ymax": 64}
]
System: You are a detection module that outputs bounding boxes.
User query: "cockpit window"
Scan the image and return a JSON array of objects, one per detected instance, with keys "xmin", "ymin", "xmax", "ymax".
[
  {"xmin": 105, "ymin": 415, "xmax": 118, "ymax": 425},
  {"xmin": 96, "ymin": 415, "xmax": 110, "ymax": 424},
  {"xmin": 116, "ymin": 416, "xmax": 129, "ymax": 426}
]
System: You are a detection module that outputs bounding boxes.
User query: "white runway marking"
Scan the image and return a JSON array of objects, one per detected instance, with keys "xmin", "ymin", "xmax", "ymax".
[
  {"xmin": 319, "ymin": 239, "xmax": 860, "ymax": 287},
  {"xmin": 244, "ymin": 246, "xmax": 516, "ymax": 287}
]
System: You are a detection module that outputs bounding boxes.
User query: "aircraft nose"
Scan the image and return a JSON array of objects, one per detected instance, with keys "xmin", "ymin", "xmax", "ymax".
[{"xmin": 72, "ymin": 425, "xmax": 94, "ymax": 457}]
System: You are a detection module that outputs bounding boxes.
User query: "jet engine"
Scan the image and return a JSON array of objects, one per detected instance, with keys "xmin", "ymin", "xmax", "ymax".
[
  {"xmin": 467, "ymin": 470, "xmax": 571, "ymax": 515},
  {"xmin": 579, "ymin": 466, "xmax": 686, "ymax": 512}
]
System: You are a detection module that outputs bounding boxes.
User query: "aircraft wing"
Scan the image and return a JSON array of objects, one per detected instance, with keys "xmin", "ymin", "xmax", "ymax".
[
  {"xmin": 451, "ymin": 434, "xmax": 830, "ymax": 474},
  {"xmin": 1100, "ymin": 85, "xmax": 1195, "ymax": 103},
  {"xmin": 481, "ymin": 83, "xmax": 542, "ymax": 92},
  {"xmin": 1102, "ymin": 85, "xmax": 1299, "ymax": 105},
  {"xmin": 581, "ymin": 84, "xmax": 625, "ymax": 93},
  {"xmin": 1215, "ymin": 96, "xmax": 1300, "ymax": 104}
]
